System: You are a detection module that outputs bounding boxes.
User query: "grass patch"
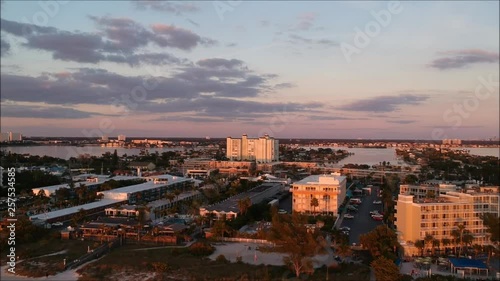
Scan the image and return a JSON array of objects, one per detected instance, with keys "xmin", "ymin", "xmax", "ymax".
[{"xmin": 14, "ymin": 239, "xmax": 99, "ymax": 278}]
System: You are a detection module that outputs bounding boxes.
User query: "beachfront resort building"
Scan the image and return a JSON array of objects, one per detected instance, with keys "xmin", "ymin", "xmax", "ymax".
[{"xmin": 395, "ymin": 186, "xmax": 500, "ymax": 256}]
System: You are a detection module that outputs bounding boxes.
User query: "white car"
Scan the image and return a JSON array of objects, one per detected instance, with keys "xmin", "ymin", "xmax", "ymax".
[
  {"xmin": 339, "ymin": 226, "xmax": 351, "ymax": 231},
  {"xmin": 373, "ymin": 200, "xmax": 382, "ymax": 205},
  {"xmin": 344, "ymin": 214, "xmax": 354, "ymax": 219},
  {"xmin": 52, "ymin": 222, "xmax": 63, "ymax": 226}
]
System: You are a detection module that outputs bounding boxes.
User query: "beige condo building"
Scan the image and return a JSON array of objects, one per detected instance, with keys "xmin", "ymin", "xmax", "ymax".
[
  {"xmin": 395, "ymin": 186, "xmax": 499, "ymax": 256},
  {"xmin": 291, "ymin": 173, "xmax": 347, "ymax": 215},
  {"xmin": 226, "ymin": 134, "xmax": 279, "ymax": 163}
]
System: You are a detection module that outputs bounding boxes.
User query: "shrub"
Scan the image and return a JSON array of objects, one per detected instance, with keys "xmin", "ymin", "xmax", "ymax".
[
  {"xmin": 150, "ymin": 262, "xmax": 169, "ymax": 273},
  {"xmin": 189, "ymin": 242, "xmax": 215, "ymax": 256},
  {"xmin": 216, "ymin": 254, "xmax": 228, "ymax": 263}
]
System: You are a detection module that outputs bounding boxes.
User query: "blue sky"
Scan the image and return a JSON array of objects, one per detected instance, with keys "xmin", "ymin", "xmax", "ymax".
[{"xmin": 1, "ymin": 1, "xmax": 498, "ymax": 139}]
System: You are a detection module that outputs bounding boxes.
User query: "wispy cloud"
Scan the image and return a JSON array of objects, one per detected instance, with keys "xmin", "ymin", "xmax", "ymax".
[
  {"xmin": 133, "ymin": 1, "xmax": 200, "ymax": 15},
  {"xmin": 340, "ymin": 94, "xmax": 430, "ymax": 112},
  {"xmin": 387, "ymin": 120, "xmax": 416, "ymax": 124},
  {"xmin": 1, "ymin": 104, "xmax": 105, "ymax": 119},
  {"xmin": 428, "ymin": 49, "xmax": 499, "ymax": 70},
  {"xmin": 288, "ymin": 34, "xmax": 338, "ymax": 47}
]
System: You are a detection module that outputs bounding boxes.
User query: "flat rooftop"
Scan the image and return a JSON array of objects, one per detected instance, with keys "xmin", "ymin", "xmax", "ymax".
[
  {"xmin": 30, "ymin": 198, "xmax": 124, "ymax": 221},
  {"xmin": 32, "ymin": 175, "xmax": 141, "ymax": 194},
  {"xmin": 101, "ymin": 175, "xmax": 192, "ymax": 195},
  {"xmin": 293, "ymin": 173, "xmax": 346, "ymax": 185},
  {"xmin": 203, "ymin": 183, "xmax": 281, "ymax": 213}
]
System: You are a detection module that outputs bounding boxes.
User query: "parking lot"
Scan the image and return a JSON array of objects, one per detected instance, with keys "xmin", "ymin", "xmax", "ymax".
[{"xmin": 340, "ymin": 187, "xmax": 384, "ymax": 245}]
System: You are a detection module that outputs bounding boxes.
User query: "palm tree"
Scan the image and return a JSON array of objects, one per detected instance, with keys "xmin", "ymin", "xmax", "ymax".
[
  {"xmin": 441, "ymin": 238, "xmax": 451, "ymax": 254},
  {"xmin": 432, "ymin": 239, "xmax": 440, "ymax": 256},
  {"xmin": 424, "ymin": 234, "xmax": 434, "ymax": 256},
  {"xmin": 310, "ymin": 197, "xmax": 319, "ymax": 214},
  {"xmin": 454, "ymin": 224, "xmax": 466, "ymax": 256},
  {"xmin": 415, "ymin": 240, "xmax": 425, "ymax": 256},
  {"xmin": 472, "ymin": 244, "xmax": 483, "ymax": 259}
]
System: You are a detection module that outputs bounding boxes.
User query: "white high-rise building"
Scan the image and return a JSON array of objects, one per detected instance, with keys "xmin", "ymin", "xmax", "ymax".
[
  {"xmin": 226, "ymin": 134, "xmax": 279, "ymax": 163},
  {"xmin": 9, "ymin": 132, "xmax": 22, "ymax": 141},
  {"xmin": 118, "ymin": 134, "xmax": 126, "ymax": 141},
  {"xmin": 102, "ymin": 135, "xmax": 109, "ymax": 141}
]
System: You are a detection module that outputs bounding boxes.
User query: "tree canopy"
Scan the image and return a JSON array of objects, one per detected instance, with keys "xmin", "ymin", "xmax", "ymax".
[
  {"xmin": 268, "ymin": 212, "xmax": 324, "ymax": 278},
  {"xmin": 371, "ymin": 256, "xmax": 401, "ymax": 281},
  {"xmin": 359, "ymin": 225, "xmax": 399, "ymax": 260}
]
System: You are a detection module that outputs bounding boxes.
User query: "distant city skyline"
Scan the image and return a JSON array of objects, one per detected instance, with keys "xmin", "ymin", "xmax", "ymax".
[{"xmin": 1, "ymin": 1, "xmax": 499, "ymax": 139}]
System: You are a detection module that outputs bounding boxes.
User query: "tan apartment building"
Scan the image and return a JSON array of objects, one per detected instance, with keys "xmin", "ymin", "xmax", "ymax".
[
  {"xmin": 395, "ymin": 186, "xmax": 499, "ymax": 256},
  {"xmin": 291, "ymin": 173, "xmax": 347, "ymax": 215},
  {"xmin": 226, "ymin": 134, "xmax": 279, "ymax": 163}
]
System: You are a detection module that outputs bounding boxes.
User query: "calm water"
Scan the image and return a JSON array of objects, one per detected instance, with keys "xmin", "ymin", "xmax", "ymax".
[
  {"xmin": 451, "ymin": 147, "xmax": 499, "ymax": 158},
  {"xmin": 1, "ymin": 145, "xmax": 184, "ymax": 159},
  {"xmin": 303, "ymin": 146, "xmax": 499, "ymax": 165},
  {"xmin": 304, "ymin": 146, "xmax": 400, "ymax": 166},
  {"xmin": 1, "ymin": 145, "xmax": 498, "ymax": 163}
]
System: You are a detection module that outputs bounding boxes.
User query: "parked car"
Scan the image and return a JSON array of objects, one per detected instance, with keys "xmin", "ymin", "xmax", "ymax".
[
  {"xmin": 278, "ymin": 209, "xmax": 287, "ymax": 214},
  {"xmin": 52, "ymin": 222, "xmax": 63, "ymax": 226},
  {"xmin": 372, "ymin": 216, "xmax": 383, "ymax": 221},
  {"xmin": 373, "ymin": 200, "xmax": 382, "ymax": 204},
  {"xmin": 370, "ymin": 210, "xmax": 380, "ymax": 215},
  {"xmin": 347, "ymin": 205, "xmax": 358, "ymax": 211},
  {"xmin": 339, "ymin": 226, "xmax": 351, "ymax": 231},
  {"xmin": 344, "ymin": 214, "xmax": 354, "ymax": 219}
]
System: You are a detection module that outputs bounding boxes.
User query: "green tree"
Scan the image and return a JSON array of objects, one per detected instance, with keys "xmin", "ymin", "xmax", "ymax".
[
  {"xmin": 359, "ymin": 225, "xmax": 399, "ymax": 260},
  {"xmin": 268, "ymin": 212, "xmax": 323, "ymax": 278},
  {"xmin": 451, "ymin": 224, "xmax": 466, "ymax": 256},
  {"xmin": 414, "ymin": 240, "xmax": 425, "ymax": 256},
  {"xmin": 403, "ymin": 174, "xmax": 418, "ymax": 184},
  {"xmin": 481, "ymin": 213, "xmax": 500, "ymax": 264},
  {"xmin": 371, "ymin": 256, "xmax": 401, "ymax": 281},
  {"xmin": 432, "ymin": 239, "xmax": 440, "ymax": 256},
  {"xmin": 310, "ymin": 197, "xmax": 319, "ymax": 214},
  {"xmin": 237, "ymin": 197, "xmax": 252, "ymax": 216},
  {"xmin": 424, "ymin": 234, "xmax": 434, "ymax": 256}
]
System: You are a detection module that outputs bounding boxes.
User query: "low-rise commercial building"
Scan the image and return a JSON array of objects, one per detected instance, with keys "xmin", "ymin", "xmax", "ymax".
[{"xmin": 200, "ymin": 183, "xmax": 283, "ymax": 220}]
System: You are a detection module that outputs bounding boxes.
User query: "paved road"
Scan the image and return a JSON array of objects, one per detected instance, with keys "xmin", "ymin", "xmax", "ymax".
[{"xmin": 340, "ymin": 187, "xmax": 383, "ymax": 245}]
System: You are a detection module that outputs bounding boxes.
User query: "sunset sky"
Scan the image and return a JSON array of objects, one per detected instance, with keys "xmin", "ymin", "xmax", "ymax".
[{"xmin": 1, "ymin": 1, "xmax": 499, "ymax": 139}]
